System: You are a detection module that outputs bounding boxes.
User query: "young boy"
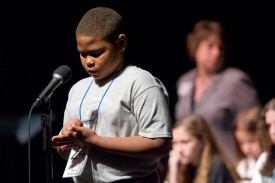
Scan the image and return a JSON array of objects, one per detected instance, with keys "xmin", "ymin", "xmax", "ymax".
[{"xmin": 51, "ymin": 6, "xmax": 172, "ymax": 183}]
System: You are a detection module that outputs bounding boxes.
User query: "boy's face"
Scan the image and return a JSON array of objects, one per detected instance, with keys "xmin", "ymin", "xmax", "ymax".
[{"xmin": 77, "ymin": 35, "xmax": 125, "ymax": 80}]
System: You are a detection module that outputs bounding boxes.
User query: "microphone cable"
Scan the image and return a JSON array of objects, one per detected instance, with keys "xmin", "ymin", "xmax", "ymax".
[{"xmin": 28, "ymin": 104, "xmax": 35, "ymax": 183}]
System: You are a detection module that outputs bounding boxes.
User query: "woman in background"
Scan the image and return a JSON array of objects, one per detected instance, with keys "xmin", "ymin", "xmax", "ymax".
[{"xmin": 175, "ymin": 20, "xmax": 260, "ymax": 162}]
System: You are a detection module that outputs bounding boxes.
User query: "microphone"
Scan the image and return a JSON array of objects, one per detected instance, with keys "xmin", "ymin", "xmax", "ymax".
[{"xmin": 32, "ymin": 65, "xmax": 72, "ymax": 109}]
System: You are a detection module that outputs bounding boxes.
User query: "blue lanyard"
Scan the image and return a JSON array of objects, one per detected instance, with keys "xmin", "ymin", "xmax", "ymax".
[{"xmin": 79, "ymin": 77, "xmax": 115, "ymax": 124}]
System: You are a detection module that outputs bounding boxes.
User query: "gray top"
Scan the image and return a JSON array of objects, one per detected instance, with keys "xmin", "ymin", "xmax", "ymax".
[
  {"xmin": 175, "ymin": 67, "xmax": 259, "ymax": 162},
  {"xmin": 63, "ymin": 65, "xmax": 173, "ymax": 183}
]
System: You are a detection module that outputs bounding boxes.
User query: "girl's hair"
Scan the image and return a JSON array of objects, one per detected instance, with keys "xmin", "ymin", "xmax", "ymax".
[
  {"xmin": 186, "ymin": 20, "xmax": 225, "ymax": 61},
  {"xmin": 173, "ymin": 114, "xmax": 240, "ymax": 183},
  {"xmin": 258, "ymin": 98, "xmax": 275, "ymax": 176},
  {"xmin": 232, "ymin": 106, "xmax": 264, "ymax": 163}
]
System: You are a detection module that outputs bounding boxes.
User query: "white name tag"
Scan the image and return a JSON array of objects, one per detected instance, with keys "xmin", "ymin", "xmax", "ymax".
[{"xmin": 63, "ymin": 147, "xmax": 89, "ymax": 178}]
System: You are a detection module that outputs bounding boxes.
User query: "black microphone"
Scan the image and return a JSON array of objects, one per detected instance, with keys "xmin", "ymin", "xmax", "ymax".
[{"xmin": 32, "ymin": 65, "xmax": 72, "ymax": 109}]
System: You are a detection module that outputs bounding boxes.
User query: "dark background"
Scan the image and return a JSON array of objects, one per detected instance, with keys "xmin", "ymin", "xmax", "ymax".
[{"xmin": 0, "ymin": 0, "xmax": 274, "ymax": 182}]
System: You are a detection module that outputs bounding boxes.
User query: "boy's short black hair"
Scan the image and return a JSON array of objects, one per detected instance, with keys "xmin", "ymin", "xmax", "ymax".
[{"xmin": 76, "ymin": 7, "xmax": 126, "ymax": 44}]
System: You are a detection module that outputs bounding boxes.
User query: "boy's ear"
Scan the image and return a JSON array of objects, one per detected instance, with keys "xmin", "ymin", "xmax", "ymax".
[
  {"xmin": 119, "ymin": 40, "xmax": 125, "ymax": 46},
  {"xmin": 117, "ymin": 34, "xmax": 127, "ymax": 48}
]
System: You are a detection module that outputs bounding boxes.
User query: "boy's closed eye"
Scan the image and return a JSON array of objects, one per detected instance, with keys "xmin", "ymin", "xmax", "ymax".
[{"xmin": 80, "ymin": 48, "xmax": 105, "ymax": 58}]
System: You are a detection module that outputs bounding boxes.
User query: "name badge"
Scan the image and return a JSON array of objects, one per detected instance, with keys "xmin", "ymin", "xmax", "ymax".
[{"xmin": 62, "ymin": 147, "xmax": 89, "ymax": 178}]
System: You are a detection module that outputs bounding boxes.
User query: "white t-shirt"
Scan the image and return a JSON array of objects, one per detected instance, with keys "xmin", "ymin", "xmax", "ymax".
[{"xmin": 63, "ymin": 65, "xmax": 173, "ymax": 183}]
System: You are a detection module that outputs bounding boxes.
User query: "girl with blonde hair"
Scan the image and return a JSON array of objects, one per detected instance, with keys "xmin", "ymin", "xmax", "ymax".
[
  {"xmin": 166, "ymin": 114, "xmax": 240, "ymax": 183},
  {"xmin": 251, "ymin": 98, "xmax": 275, "ymax": 183},
  {"xmin": 233, "ymin": 106, "xmax": 267, "ymax": 182}
]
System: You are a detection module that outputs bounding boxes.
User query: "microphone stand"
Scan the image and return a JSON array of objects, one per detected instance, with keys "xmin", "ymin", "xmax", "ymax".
[{"xmin": 41, "ymin": 99, "xmax": 53, "ymax": 183}]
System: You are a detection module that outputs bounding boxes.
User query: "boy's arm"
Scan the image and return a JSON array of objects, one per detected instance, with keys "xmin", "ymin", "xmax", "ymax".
[
  {"xmin": 92, "ymin": 135, "xmax": 172, "ymax": 158},
  {"xmin": 53, "ymin": 127, "xmax": 172, "ymax": 158}
]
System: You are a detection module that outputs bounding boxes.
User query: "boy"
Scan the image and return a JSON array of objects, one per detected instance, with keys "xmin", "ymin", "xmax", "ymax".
[{"xmin": 51, "ymin": 6, "xmax": 172, "ymax": 183}]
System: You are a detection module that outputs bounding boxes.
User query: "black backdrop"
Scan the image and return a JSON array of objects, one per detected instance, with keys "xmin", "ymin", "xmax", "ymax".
[{"xmin": 0, "ymin": 1, "xmax": 274, "ymax": 182}]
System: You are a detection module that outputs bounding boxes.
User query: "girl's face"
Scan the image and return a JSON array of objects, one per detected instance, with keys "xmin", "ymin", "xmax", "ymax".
[
  {"xmin": 235, "ymin": 130, "xmax": 262, "ymax": 159},
  {"xmin": 265, "ymin": 109, "xmax": 275, "ymax": 144},
  {"xmin": 195, "ymin": 34, "xmax": 224, "ymax": 73},
  {"xmin": 172, "ymin": 127, "xmax": 204, "ymax": 166}
]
